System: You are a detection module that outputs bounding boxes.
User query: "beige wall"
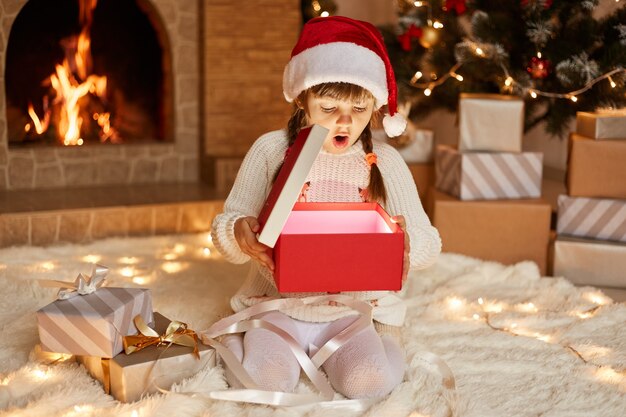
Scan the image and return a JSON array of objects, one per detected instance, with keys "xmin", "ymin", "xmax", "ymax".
[{"xmin": 202, "ymin": 0, "xmax": 300, "ymax": 158}]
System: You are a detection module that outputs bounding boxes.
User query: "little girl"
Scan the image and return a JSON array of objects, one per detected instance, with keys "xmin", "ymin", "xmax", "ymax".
[{"xmin": 211, "ymin": 16, "xmax": 441, "ymax": 399}]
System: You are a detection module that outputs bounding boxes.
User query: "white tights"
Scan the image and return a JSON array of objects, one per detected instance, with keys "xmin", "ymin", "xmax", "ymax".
[{"xmin": 221, "ymin": 311, "xmax": 406, "ymax": 399}]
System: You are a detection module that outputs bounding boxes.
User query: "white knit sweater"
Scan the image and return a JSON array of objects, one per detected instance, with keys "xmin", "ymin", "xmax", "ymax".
[{"xmin": 211, "ymin": 129, "xmax": 441, "ymax": 328}]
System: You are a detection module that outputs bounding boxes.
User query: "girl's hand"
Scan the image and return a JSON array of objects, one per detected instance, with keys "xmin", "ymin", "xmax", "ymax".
[
  {"xmin": 391, "ymin": 215, "xmax": 410, "ymax": 286},
  {"xmin": 234, "ymin": 217, "xmax": 275, "ymax": 272}
]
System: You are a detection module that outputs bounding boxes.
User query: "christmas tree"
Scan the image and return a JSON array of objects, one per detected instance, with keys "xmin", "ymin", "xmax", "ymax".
[{"xmin": 381, "ymin": 0, "xmax": 626, "ymax": 136}]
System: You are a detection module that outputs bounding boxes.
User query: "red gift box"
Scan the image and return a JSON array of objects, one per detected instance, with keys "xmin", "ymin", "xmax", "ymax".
[{"xmin": 273, "ymin": 202, "xmax": 404, "ymax": 292}]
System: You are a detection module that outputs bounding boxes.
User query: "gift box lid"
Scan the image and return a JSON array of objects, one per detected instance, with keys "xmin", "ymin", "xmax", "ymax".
[{"xmin": 257, "ymin": 124, "xmax": 328, "ymax": 247}]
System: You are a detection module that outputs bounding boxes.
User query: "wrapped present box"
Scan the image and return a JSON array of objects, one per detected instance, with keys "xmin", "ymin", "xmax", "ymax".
[
  {"xmin": 430, "ymin": 189, "xmax": 551, "ymax": 274},
  {"xmin": 553, "ymin": 236, "xmax": 626, "ymax": 288},
  {"xmin": 567, "ymin": 134, "xmax": 626, "ymax": 199},
  {"xmin": 557, "ymin": 195, "xmax": 626, "ymax": 243},
  {"xmin": 576, "ymin": 110, "xmax": 626, "ymax": 140},
  {"xmin": 77, "ymin": 312, "xmax": 216, "ymax": 403},
  {"xmin": 37, "ymin": 287, "xmax": 153, "ymax": 358},
  {"xmin": 459, "ymin": 93, "xmax": 524, "ymax": 153},
  {"xmin": 274, "ymin": 202, "xmax": 404, "ymax": 292},
  {"xmin": 435, "ymin": 145, "xmax": 543, "ymax": 200}
]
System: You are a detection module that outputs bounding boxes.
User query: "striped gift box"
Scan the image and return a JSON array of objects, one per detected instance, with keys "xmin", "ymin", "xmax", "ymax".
[
  {"xmin": 557, "ymin": 195, "xmax": 626, "ymax": 243},
  {"xmin": 37, "ymin": 288, "xmax": 153, "ymax": 358},
  {"xmin": 435, "ymin": 145, "xmax": 543, "ymax": 200}
]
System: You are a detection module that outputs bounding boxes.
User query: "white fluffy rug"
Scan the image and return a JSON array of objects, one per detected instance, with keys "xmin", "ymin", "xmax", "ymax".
[{"xmin": 0, "ymin": 233, "xmax": 624, "ymax": 417}]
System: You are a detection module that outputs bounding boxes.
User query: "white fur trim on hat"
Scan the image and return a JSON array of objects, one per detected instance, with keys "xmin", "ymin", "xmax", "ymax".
[
  {"xmin": 283, "ymin": 42, "xmax": 388, "ymax": 109},
  {"xmin": 382, "ymin": 112, "xmax": 407, "ymax": 137}
]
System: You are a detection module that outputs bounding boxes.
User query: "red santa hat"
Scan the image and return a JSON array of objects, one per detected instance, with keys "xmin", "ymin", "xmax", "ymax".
[{"xmin": 283, "ymin": 16, "xmax": 407, "ymax": 137}]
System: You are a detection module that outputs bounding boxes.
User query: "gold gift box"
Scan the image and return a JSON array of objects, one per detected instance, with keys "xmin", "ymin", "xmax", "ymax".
[
  {"xmin": 77, "ymin": 312, "xmax": 215, "ymax": 402},
  {"xmin": 576, "ymin": 111, "xmax": 626, "ymax": 140}
]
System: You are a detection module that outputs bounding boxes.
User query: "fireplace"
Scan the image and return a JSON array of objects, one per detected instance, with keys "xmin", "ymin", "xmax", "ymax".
[{"xmin": 0, "ymin": 0, "xmax": 200, "ymax": 189}]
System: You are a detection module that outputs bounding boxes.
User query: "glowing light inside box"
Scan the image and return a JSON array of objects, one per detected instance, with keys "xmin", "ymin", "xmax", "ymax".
[
  {"xmin": 81, "ymin": 254, "xmax": 102, "ymax": 263},
  {"xmin": 281, "ymin": 210, "xmax": 393, "ymax": 234}
]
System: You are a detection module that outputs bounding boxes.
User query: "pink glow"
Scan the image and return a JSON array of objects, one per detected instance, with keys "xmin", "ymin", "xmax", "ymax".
[{"xmin": 281, "ymin": 210, "xmax": 393, "ymax": 234}]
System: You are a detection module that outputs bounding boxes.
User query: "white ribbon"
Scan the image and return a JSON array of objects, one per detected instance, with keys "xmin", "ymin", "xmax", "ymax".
[
  {"xmin": 38, "ymin": 264, "xmax": 108, "ymax": 300},
  {"xmin": 199, "ymin": 294, "xmax": 375, "ymax": 406}
]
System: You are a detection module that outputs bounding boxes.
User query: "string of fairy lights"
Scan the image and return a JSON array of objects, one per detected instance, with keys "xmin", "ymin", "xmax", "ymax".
[{"xmin": 404, "ymin": 0, "xmax": 626, "ymax": 102}]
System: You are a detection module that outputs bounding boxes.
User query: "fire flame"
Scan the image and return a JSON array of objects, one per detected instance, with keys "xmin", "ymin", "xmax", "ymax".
[{"xmin": 25, "ymin": 0, "xmax": 120, "ymax": 146}]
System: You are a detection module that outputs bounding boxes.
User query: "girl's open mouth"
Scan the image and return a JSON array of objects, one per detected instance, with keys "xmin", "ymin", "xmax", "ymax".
[{"xmin": 332, "ymin": 135, "xmax": 349, "ymax": 149}]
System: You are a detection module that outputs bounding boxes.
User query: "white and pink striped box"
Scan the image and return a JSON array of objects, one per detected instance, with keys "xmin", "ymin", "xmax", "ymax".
[
  {"xmin": 435, "ymin": 145, "xmax": 543, "ymax": 201},
  {"xmin": 36, "ymin": 288, "xmax": 153, "ymax": 358},
  {"xmin": 557, "ymin": 195, "xmax": 626, "ymax": 243}
]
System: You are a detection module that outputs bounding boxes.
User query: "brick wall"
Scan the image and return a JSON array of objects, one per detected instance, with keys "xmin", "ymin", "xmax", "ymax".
[{"xmin": 202, "ymin": 0, "xmax": 300, "ymax": 160}]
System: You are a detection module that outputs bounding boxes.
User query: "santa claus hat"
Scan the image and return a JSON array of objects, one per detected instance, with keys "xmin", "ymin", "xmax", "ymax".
[{"xmin": 283, "ymin": 16, "xmax": 407, "ymax": 137}]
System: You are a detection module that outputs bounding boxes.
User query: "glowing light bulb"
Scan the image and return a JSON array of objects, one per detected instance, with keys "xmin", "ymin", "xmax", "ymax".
[
  {"xmin": 132, "ymin": 276, "xmax": 147, "ymax": 285},
  {"xmin": 206, "ymin": 234, "xmax": 213, "ymax": 243},
  {"xmin": 120, "ymin": 267, "xmax": 135, "ymax": 277},
  {"xmin": 424, "ymin": 88, "xmax": 432, "ymax": 96},
  {"xmin": 475, "ymin": 47, "xmax": 484, "ymax": 56},
  {"xmin": 452, "ymin": 73, "xmax": 463, "ymax": 81},
  {"xmin": 609, "ymin": 76, "xmax": 616, "ymax": 88},
  {"xmin": 511, "ymin": 323, "xmax": 518, "ymax": 328},
  {"xmin": 530, "ymin": 90, "xmax": 538, "ymax": 98},
  {"xmin": 433, "ymin": 21, "xmax": 444, "ymax": 29},
  {"xmin": 537, "ymin": 51, "xmax": 542, "ymax": 58},
  {"xmin": 504, "ymin": 76, "xmax": 513, "ymax": 87},
  {"xmin": 131, "ymin": 411, "xmax": 139, "ymax": 417},
  {"xmin": 447, "ymin": 296, "xmax": 464, "ymax": 309},
  {"xmin": 82, "ymin": 254, "xmax": 102, "ymax": 263},
  {"xmin": 40, "ymin": 262, "xmax": 56, "ymax": 271},
  {"xmin": 33, "ymin": 369, "xmax": 49, "ymax": 380},
  {"xmin": 478, "ymin": 297, "xmax": 484, "ymax": 305},
  {"xmin": 77, "ymin": 139, "xmax": 84, "ymax": 146},
  {"xmin": 414, "ymin": 1, "xmax": 424, "ymax": 6},
  {"xmin": 173, "ymin": 244, "xmax": 186, "ymax": 254},
  {"xmin": 472, "ymin": 314, "xmax": 480, "ymax": 320},
  {"xmin": 411, "ymin": 71, "xmax": 423, "ymax": 83},
  {"xmin": 203, "ymin": 247, "xmax": 211, "ymax": 257},
  {"xmin": 570, "ymin": 95, "xmax": 578, "ymax": 102},
  {"xmin": 320, "ymin": 11, "xmax": 330, "ymax": 17}
]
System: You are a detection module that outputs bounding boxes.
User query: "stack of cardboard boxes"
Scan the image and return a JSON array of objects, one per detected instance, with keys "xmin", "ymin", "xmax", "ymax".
[
  {"xmin": 553, "ymin": 110, "xmax": 626, "ymax": 290},
  {"xmin": 429, "ymin": 94, "xmax": 552, "ymax": 274}
]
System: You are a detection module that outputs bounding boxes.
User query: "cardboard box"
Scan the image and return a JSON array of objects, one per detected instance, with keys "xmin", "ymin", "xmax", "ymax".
[
  {"xmin": 274, "ymin": 202, "xmax": 404, "ymax": 293},
  {"xmin": 430, "ymin": 190, "xmax": 551, "ymax": 274},
  {"xmin": 77, "ymin": 312, "xmax": 215, "ymax": 402},
  {"xmin": 567, "ymin": 134, "xmax": 626, "ymax": 199},
  {"xmin": 37, "ymin": 288, "xmax": 153, "ymax": 358},
  {"xmin": 553, "ymin": 236, "xmax": 626, "ymax": 288},
  {"xmin": 459, "ymin": 93, "xmax": 524, "ymax": 152},
  {"xmin": 407, "ymin": 162, "xmax": 434, "ymax": 212},
  {"xmin": 435, "ymin": 145, "xmax": 543, "ymax": 200},
  {"xmin": 576, "ymin": 110, "xmax": 626, "ymax": 140},
  {"xmin": 557, "ymin": 195, "xmax": 626, "ymax": 243},
  {"xmin": 257, "ymin": 124, "xmax": 327, "ymax": 247}
]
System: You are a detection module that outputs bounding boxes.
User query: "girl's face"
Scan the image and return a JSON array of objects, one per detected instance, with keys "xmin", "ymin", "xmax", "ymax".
[{"xmin": 305, "ymin": 93, "xmax": 375, "ymax": 154}]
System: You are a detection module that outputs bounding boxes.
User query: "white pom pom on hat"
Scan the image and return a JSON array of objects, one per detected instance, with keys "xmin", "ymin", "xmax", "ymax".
[{"xmin": 283, "ymin": 16, "xmax": 407, "ymax": 137}]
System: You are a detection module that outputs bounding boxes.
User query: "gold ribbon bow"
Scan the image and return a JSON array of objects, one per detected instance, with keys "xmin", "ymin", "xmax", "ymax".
[
  {"xmin": 38, "ymin": 264, "xmax": 108, "ymax": 300},
  {"xmin": 123, "ymin": 315, "xmax": 200, "ymax": 359}
]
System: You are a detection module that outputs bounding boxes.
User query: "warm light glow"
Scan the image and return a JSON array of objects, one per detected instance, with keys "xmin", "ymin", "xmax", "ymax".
[
  {"xmin": 477, "ymin": 297, "xmax": 484, "ymax": 305},
  {"xmin": 609, "ymin": 76, "xmax": 617, "ymax": 88},
  {"xmin": 320, "ymin": 11, "xmax": 330, "ymax": 17},
  {"xmin": 40, "ymin": 262, "xmax": 56, "ymax": 271},
  {"xmin": 131, "ymin": 411, "xmax": 139, "ymax": 417},
  {"xmin": 570, "ymin": 95, "xmax": 578, "ymax": 102},
  {"xmin": 411, "ymin": 71, "xmax": 423, "ymax": 83},
  {"xmin": 530, "ymin": 90, "xmax": 538, "ymax": 98},
  {"xmin": 575, "ymin": 311, "xmax": 595, "ymax": 319},
  {"xmin": 534, "ymin": 333, "xmax": 552, "ymax": 343},
  {"xmin": 27, "ymin": 103, "xmax": 50, "ymax": 134},
  {"xmin": 120, "ymin": 267, "xmax": 135, "ymax": 277},
  {"xmin": 433, "ymin": 21, "xmax": 444, "ymax": 29},
  {"xmin": 504, "ymin": 77, "xmax": 513, "ymax": 87},
  {"xmin": 81, "ymin": 254, "xmax": 102, "ymax": 263},
  {"xmin": 483, "ymin": 301, "xmax": 506, "ymax": 313},
  {"xmin": 132, "ymin": 276, "xmax": 149, "ymax": 285},
  {"xmin": 510, "ymin": 323, "xmax": 518, "ymax": 328},
  {"xmin": 414, "ymin": 1, "xmax": 424, "ymax": 6},
  {"xmin": 594, "ymin": 367, "xmax": 624, "ymax": 385},
  {"xmin": 447, "ymin": 296, "xmax": 464, "ymax": 310},
  {"xmin": 472, "ymin": 313, "xmax": 480, "ymax": 320},
  {"xmin": 312, "ymin": 0, "xmax": 321, "ymax": 11},
  {"xmin": 537, "ymin": 51, "xmax": 542, "ymax": 58},
  {"xmin": 584, "ymin": 291, "xmax": 611, "ymax": 306},
  {"xmin": 163, "ymin": 253, "xmax": 178, "ymax": 261},
  {"xmin": 206, "ymin": 234, "xmax": 213, "ymax": 244},
  {"xmin": 161, "ymin": 262, "xmax": 188, "ymax": 274},
  {"xmin": 452, "ymin": 72, "xmax": 463, "ymax": 81},
  {"xmin": 424, "ymin": 88, "xmax": 432, "ymax": 96},
  {"xmin": 119, "ymin": 256, "xmax": 139, "ymax": 265},
  {"xmin": 33, "ymin": 369, "xmax": 49, "ymax": 380},
  {"xmin": 475, "ymin": 47, "xmax": 484, "ymax": 56},
  {"xmin": 203, "ymin": 247, "xmax": 212, "ymax": 257},
  {"xmin": 174, "ymin": 244, "xmax": 186, "ymax": 254},
  {"xmin": 74, "ymin": 405, "xmax": 94, "ymax": 413},
  {"xmin": 516, "ymin": 302, "xmax": 538, "ymax": 313}
]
